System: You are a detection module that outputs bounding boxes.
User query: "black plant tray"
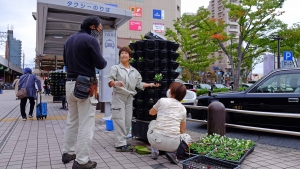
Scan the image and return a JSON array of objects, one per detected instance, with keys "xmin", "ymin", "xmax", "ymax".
[
  {"xmin": 206, "ymin": 145, "xmax": 255, "ymax": 165},
  {"xmin": 181, "ymin": 155, "xmax": 240, "ymax": 169}
]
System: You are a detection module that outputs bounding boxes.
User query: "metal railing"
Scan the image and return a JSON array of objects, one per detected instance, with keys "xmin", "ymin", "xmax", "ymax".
[{"xmin": 184, "ymin": 105, "xmax": 300, "ymax": 136}]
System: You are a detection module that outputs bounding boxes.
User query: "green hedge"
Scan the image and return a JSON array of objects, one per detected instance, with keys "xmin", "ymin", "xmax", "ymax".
[{"xmin": 196, "ymin": 88, "xmax": 229, "ymax": 96}]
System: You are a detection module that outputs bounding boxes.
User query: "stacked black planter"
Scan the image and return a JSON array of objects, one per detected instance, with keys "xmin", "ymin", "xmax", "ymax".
[
  {"xmin": 49, "ymin": 72, "xmax": 66, "ymax": 102},
  {"xmin": 129, "ymin": 40, "xmax": 180, "ymax": 121}
]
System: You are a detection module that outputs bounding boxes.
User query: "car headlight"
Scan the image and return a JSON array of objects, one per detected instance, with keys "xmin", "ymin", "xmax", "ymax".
[{"xmin": 194, "ymin": 99, "xmax": 198, "ymax": 106}]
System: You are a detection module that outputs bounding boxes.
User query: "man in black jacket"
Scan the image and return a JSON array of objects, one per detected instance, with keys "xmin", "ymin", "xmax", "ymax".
[{"xmin": 62, "ymin": 16, "xmax": 107, "ymax": 169}]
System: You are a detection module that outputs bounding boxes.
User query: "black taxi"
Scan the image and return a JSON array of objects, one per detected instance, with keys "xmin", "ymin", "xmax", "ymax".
[{"xmin": 191, "ymin": 68, "xmax": 300, "ymax": 131}]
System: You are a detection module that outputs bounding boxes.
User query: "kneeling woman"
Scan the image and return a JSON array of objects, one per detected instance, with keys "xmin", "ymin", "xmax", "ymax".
[{"xmin": 147, "ymin": 82, "xmax": 187, "ymax": 164}]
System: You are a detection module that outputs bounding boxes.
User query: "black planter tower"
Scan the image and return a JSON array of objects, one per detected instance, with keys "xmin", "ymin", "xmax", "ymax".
[
  {"xmin": 129, "ymin": 39, "xmax": 180, "ymax": 121},
  {"xmin": 49, "ymin": 72, "xmax": 66, "ymax": 102}
]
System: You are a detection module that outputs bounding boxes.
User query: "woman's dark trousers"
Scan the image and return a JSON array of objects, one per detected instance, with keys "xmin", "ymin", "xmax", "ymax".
[{"xmin": 20, "ymin": 97, "xmax": 35, "ymax": 118}]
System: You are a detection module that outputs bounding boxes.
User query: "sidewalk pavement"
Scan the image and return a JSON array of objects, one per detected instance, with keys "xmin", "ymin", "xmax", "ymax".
[{"xmin": 0, "ymin": 90, "xmax": 299, "ymax": 169}]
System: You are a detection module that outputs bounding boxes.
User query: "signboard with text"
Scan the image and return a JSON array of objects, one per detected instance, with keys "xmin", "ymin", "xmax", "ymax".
[
  {"xmin": 282, "ymin": 60, "xmax": 294, "ymax": 68},
  {"xmin": 129, "ymin": 20, "xmax": 142, "ymax": 31},
  {"xmin": 153, "ymin": 9, "xmax": 164, "ymax": 19},
  {"xmin": 130, "ymin": 6, "xmax": 142, "ymax": 17},
  {"xmin": 105, "ymin": 3, "xmax": 118, "ymax": 8},
  {"xmin": 153, "ymin": 23, "xmax": 164, "ymax": 33}
]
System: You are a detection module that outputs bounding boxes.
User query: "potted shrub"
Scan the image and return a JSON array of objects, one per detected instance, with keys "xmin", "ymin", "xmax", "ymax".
[
  {"xmin": 136, "ymin": 99, "xmax": 144, "ymax": 108},
  {"xmin": 129, "ymin": 58, "xmax": 136, "ymax": 68},
  {"xmin": 153, "ymin": 73, "xmax": 163, "ymax": 84},
  {"xmin": 136, "ymin": 57, "xmax": 145, "ymax": 70}
]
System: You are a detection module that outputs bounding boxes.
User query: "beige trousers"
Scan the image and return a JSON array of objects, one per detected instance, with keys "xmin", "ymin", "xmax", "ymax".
[
  {"xmin": 111, "ymin": 92, "xmax": 133, "ymax": 147},
  {"xmin": 147, "ymin": 120, "xmax": 180, "ymax": 152},
  {"xmin": 62, "ymin": 81, "xmax": 97, "ymax": 164}
]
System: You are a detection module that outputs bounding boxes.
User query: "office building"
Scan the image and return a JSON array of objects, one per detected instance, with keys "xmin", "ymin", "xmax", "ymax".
[
  {"xmin": 207, "ymin": 0, "xmax": 240, "ymax": 71},
  {"xmin": 89, "ymin": 0, "xmax": 181, "ymax": 47},
  {"xmin": 5, "ymin": 30, "xmax": 22, "ymax": 68}
]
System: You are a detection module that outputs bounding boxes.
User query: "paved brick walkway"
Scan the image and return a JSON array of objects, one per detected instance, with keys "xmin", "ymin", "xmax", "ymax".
[{"xmin": 0, "ymin": 90, "xmax": 299, "ymax": 169}]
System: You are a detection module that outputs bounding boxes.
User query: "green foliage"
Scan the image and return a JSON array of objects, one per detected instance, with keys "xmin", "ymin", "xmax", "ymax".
[
  {"xmin": 153, "ymin": 73, "xmax": 163, "ymax": 81},
  {"xmin": 129, "ymin": 58, "xmax": 135, "ymax": 63},
  {"xmin": 196, "ymin": 88, "xmax": 229, "ymax": 96},
  {"xmin": 164, "ymin": 8, "xmax": 220, "ymax": 82},
  {"xmin": 138, "ymin": 57, "xmax": 144, "ymax": 61}
]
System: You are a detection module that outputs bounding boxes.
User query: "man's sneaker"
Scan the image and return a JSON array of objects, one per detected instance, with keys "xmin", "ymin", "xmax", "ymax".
[
  {"xmin": 60, "ymin": 107, "xmax": 65, "ymax": 110},
  {"xmin": 22, "ymin": 118, "xmax": 27, "ymax": 121},
  {"xmin": 151, "ymin": 152, "xmax": 158, "ymax": 160},
  {"xmin": 116, "ymin": 145, "xmax": 133, "ymax": 152},
  {"xmin": 165, "ymin": 152, "xmax": 179, "ymax": 164},
  {"xmin": 28, "ymin": 115, "xmax": 33, "ymax": 118},
  {"xmin": 62, "ymin": 153, "xmax": 76, "ymax": 164},
  {"xmin": 72, "ymin": 160, "xmax": 97, "ymax": 169}
]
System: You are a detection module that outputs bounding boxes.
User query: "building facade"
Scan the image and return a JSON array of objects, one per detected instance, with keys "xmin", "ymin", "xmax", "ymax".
[
  {"xmin": 207, "ymin": 0, "xmax": 240, "ymax": 71},
  {"xmin": 89, "ymin": 0, "xmax": 181, "ymax": 47},
  {"xmin": 5, "ymin": 30, "xmax": 22, "ymax": 68}
]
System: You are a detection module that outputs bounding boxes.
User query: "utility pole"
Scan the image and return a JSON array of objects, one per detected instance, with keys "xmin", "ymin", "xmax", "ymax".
[{"xmin": 23, "ymin": 52, "xmax": 25, "ymax": 70}]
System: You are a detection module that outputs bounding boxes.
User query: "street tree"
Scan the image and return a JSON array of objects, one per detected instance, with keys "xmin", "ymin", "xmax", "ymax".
[
  {"xmin": 207, "ymin": 0, "xmax": 286, "ymax": 90},
  {"xmin": 165, "ymin": 8, "xmax": 220, "ymax": 83}
]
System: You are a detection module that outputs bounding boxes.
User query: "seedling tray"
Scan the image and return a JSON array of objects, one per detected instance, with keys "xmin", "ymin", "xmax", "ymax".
[
  {"xmin": 181, "ymin": 155, "xmax": 240, "ymax": 169},
  {"xmin": 207, "ymin": 145, "xmax": 255, "ymax": 165}
]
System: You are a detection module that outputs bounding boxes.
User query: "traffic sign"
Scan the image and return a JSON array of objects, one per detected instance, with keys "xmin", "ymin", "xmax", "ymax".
[
  {"xmin": 282, "ymin": 60, "xmax": 294, "ymax": 68},
  {"xmin": 283, "ymin": 51, "xmax": 293, "ymax": 61}
]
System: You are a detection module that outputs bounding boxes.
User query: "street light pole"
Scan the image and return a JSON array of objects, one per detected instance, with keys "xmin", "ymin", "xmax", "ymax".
[{"xmin": 271, "ymin": 35, "xmax": 284, "ymax": 69}]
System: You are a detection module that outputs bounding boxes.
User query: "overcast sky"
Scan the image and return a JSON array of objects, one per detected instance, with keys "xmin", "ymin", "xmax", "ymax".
[{"xmin": 0, "ymin": 0, "xmax": 298, "ymax": 73}]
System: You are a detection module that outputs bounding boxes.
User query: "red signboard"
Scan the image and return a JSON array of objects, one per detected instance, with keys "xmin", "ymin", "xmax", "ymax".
[
  {"xmin": 129, "ymin": 20, "xmax": 142, "ymax": 31},
  {"xmin": 129, "ymin": 6, "xmax": 142, "ymax": 17}
]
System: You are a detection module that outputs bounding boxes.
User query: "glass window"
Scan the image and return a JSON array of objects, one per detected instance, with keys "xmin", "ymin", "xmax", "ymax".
[{"xmin": 254, "ymin": 73, "xmax": 300, "ymax": 93}]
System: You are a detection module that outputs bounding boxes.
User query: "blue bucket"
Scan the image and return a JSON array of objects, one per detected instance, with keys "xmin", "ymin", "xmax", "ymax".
[{"xmin": 105, "ymin": 120, "xmax": 114, "ymax": 131}]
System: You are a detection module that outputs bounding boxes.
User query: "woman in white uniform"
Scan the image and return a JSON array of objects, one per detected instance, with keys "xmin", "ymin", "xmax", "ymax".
[
  {"xmin": 108, "ymin": 47, "xmax": 160, "ymax": 152},
  {"xmin": 147, "ymin": 82, "xmax": 187, "ymax": 164}
]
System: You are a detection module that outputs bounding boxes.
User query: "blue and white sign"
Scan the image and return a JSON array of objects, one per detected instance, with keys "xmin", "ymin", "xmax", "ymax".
[
  {"xmin": 66, "ymin": 1, "xmax": 111, "ymax": 12},
  {"xmin": 217, "ymin": 72, "xmax": 222, "ymax": 75},
  {"xmin": 105, "ymin": 3, "xmax": 118, "ymax": 8},
  {"xmin": 282, "ymin": 60, "xmax": 294, "ymax": 68},
  {"xmin": 283, "ymin": 51, "xmax": 293, "ymax": 61},
  {"xmin": 153, "ymin": 9, "xmax": 164, "ymax": 19}
]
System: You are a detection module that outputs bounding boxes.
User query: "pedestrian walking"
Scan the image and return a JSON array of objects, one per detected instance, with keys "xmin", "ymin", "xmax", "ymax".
[
  {"xmin": 147, "ymin": 82, "xmax": 187, "ymax": 164},
  {"xmin": 0, "ymin": 79, "xmax": 3, "ymax": 94},
  {"xmin": 12, "ymin": 76, "xmax": 20, "ymax": 99},
  {"xmin": 18, "ymin": 68, "xmax": 42, "ymax": 121},
  {"xmin": 62, "ymin": 16, "xmax": 107, "ymax": 169},
  {"xmin": 108, "ymin": 47, "xmax": 160, "ymax": 152}
]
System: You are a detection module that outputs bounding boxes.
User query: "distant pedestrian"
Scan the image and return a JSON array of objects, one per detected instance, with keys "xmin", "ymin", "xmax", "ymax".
[
  {"xmin": 18, "ymin": 68, "xmax": 42, "ymax": 121},
  {"xmin": 12, "ymin": 76, "xmax": 20, "ymax": 99},
  {"xmin": 0, "ymin": 79, "xmax": 3, "ymax": 94}
]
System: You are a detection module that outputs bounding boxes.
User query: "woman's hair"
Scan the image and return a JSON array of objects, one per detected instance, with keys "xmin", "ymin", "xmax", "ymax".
[
  {"xmin": 119, "ymin": 47, "xmax": 132, "ymax": 58},
  {"xmin": 169, "ymin": 82, "xmax": 186, "ymax": 101},
  {"xmin": 80, "ymin": 16, "xmax": 101, "ymax": 33}
]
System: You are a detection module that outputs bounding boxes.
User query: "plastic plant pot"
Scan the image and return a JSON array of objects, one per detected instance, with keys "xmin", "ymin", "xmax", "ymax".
[
  {"xmin": 168, "ymin": 51, "xmax": 175, "ymax": 61},
  {"xmin": 136, "ymin": 51, "xmax": 143, "ymax": 59},
  {"xmin": 168, "ymin": 61, "xmax": 176, "ymax": 71},
  {"xmin": 147, "ymin": 101, "xmax": 155, "ymax": 109},
  {"xmin": 167, "ymin": 41, "xmax": 175, "ymax": 51},
  {"xmin": 129, "ymin": 42, "xmax": 137, "ymax": 51},
  {"xmin": 136, "ymin": 41, "xmax": 145, "ymax": 50},
  {"xmin": 144, "ymin": 49, "xmax": 157, "ymax": 60},
  {"xmin": 173, "ymin": 43, "xmax": 180, "ymax": 51},
  {"xmin": 136, "ymin": 100, "xmax": 144, "ymax": 109},
  {"xmin": 136, "ymin": 61, "xmax": 145, "ymax": 71},
  {"xmin": 160, "ymin": 81, "xmax": 168, "ymax": 90},
  {"xmin": 136, "ymin": 90, "xmax": 144, "ymax": 99},
  {"xmin": 146, "ymin": 89, "xmax": 155, "ymax": 99},
  {"xmin": 159, "ymin": 60, "xmax": 168, "ymax": 70},
  {"xmin": 157, "ymin": 39, "xmax": 167, "ymax": 50},
  {"xmin": 146, "ymin": 71, "xmax": 155, "ymax": 80},
  {"xmin": 159, "ymin": 50, "xmax": 168, "ymax": 60},
  {"xmin": 130, "ymin": 61, "xmax": 137, "ymax": 68},
  {"xmin": 145, "ymin": 40, "xmax": 157, "ymax": 50},
  {"xmin": 161, "ymin": 71, "xmax": 168, "ymax": 81},
  {"xmin": 136, "ymin": 108, "xmax": 144, "ymax": 120},
  {"xmin": 172, "ymin": 53, "xmax": 180, "ymax": 61},
  {"xmin": 172, "ymin": 62, "xmax": 180, "ymax": 70},
  {"xmin": 160, "ymin": 90, "xmax": 168, "ymax": 98},
  {"xmin": 169, "ymin": 71, "xmax": 180, "ymax": 79},
  {"xmin": 145, "ymin": 59, "xmax": 155, "ymax": 70},
  {"xmin": 139, "ymin": 71, "xmax": 145, "ymax": 79},
  {"xmin": 132, "ymin": 52, "xmax": 138, "ymax": 60}
]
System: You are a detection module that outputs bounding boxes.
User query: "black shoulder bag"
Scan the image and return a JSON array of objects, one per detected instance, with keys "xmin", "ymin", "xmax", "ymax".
[{"xmin": 73, "ymin": 75, "xmax": 91, "ymax": 99}]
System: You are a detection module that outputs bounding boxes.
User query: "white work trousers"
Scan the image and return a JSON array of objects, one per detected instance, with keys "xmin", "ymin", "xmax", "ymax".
[
  {"xmin": 63, "ymin": 81, "xmax": 96, "ymax": 164},
  {"xmin": 111, "ymin": 92, "xmax": 133, "ymax": 147},
  {"xmin": 147, "ymin": 120, "xmax": 180, "ymax": 152}
]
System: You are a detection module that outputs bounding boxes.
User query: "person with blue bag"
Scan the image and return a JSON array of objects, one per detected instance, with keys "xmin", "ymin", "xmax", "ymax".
[{"xmin": 18, "ymin": 68, "xmax": 41, "ymax": 121}]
